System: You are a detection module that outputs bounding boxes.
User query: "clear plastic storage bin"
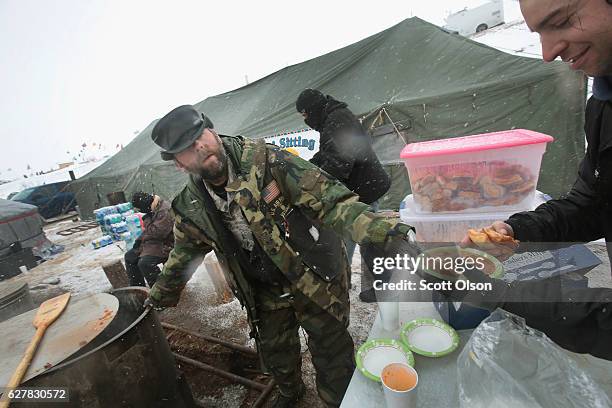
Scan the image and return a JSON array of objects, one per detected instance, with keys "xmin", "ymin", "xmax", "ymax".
[
  {"xmin": 400, "ymin": 129, "xmax": 553, "ymax": 214},
  {"xmin": 399, "ymin": 192, "xmax": 547, "ymax": 242}
]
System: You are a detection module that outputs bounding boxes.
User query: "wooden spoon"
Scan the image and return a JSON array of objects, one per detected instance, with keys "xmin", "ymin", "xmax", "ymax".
[{"xmin": 0, "ymin": 292, "xmax": 71, "ymax": 407}]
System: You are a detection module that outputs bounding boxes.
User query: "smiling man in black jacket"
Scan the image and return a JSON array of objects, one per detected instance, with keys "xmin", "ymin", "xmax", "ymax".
[
  {"xmin": 474, "ymin": 0, "xmax": 612, "ymax": 268},
  {"xmin": 456, "ymin": 0, "xmax": 612, "ymax": 360}
]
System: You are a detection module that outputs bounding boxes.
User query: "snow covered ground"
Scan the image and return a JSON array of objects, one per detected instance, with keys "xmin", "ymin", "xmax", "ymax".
[
  {"xmin": 7, "ymin": 219, "xmax": 120, "ymax": 297},
  {"xmin": 471, "ymin": 19, "xmax": 541, "ymax": 59}
]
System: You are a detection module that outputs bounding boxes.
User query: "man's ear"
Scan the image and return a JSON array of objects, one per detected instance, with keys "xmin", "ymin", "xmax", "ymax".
[{"xmin": 174, "ymin": 159, "xmax": 187, "ymax": 173}]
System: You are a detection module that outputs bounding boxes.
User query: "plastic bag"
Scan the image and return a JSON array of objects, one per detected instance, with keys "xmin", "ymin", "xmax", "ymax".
[
  {"xmin": 31, "ymin": 237, "xmax": 65, "ymax": 260},
  {"xmin": 458, "ymin": 309, "xmax": 610, "ymax": 408}
]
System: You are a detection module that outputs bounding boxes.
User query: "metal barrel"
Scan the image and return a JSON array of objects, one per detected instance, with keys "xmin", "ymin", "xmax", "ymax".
[
  {"xmin": 0, "ymin": 282, "xmax": 34, "ymax": 322},
  {"xmin": 21, "ymin": 287, "xmax": 195, "ymax": 408}
]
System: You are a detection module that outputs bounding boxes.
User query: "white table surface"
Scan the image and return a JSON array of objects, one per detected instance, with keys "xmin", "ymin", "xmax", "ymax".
[{"xmin": 340, "ymin": 302, "xmax": 612, "ymax": 408}]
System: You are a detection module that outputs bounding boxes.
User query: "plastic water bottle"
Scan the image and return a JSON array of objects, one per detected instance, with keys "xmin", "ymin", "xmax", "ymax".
[
  {"xmin": 121, "ymin": 209, "xmax": 134, "ymax": 219},
  {"xmin": 136, "ymin": 212, "xmax": 145, "ymax": 228},
  {"xmin": 107, "ymin": 221, "xmax": 124, "ymax": 241},
  {"xmin": 95, "ymin": 206, "xmax": 116, "ymax": 233},
  {"xmin": 91, "ymin": 235, "xmax": 113, "ymax": 249},
  {"xmin": 125, "ymin": 214, "xmax": 143, "ymax": 240},
  {"xmin": 104, "ymin": 213, "xmax": 122, "ymax": 232},
  {"xmin": 101, "ymin": 235, "xmax": 113, "ymax": 246},
  {"xmin": 115, "ymin": 202, "xmax": 134, "ymax": 213},
  {"xmin": 110, "ymin": 221, "xmax": 128, "ymax": 235},
  {"xmin": 117, "ymin": 231, "xmax": 134, "ymax": 249},
  {"xmin": 91, "ymin": 238, "xmax": 102, "ymax": 249},
  {"xmin": 94, "ymin": 208, "xmax": 104, "ymax": 224}
]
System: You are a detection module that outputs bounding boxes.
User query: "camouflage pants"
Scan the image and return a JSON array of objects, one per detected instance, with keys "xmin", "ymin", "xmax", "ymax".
[{"xmin": 253, "ymin": 282, "xmax": 355, "ymax": 407}]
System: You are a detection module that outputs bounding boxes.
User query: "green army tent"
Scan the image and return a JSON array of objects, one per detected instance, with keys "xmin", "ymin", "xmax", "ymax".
[{"xmin": 71, "ymin": 17, "xmax": 586, "ymax": 218}]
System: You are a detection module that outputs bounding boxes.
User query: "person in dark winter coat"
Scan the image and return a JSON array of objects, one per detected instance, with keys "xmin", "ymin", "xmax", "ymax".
[
  {"xmin": 295, "ymin": 89, "xmax": 391, "ymax": 206},
  {"xmin": 296, "ymin": 89, "xmax": 391, "ymax": 301},
  {"xmin": 124, "ymin": 191, "xmax": 174, "ymax": 287},
  {"xmin": 457, "ymin": 0, "xmax": 612, "ymax": 360}
]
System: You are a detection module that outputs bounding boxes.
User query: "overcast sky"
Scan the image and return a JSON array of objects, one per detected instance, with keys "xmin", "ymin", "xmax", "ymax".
[{"xmin": 0, "ymin": 0, "xmax": 521, "ymax": 179}]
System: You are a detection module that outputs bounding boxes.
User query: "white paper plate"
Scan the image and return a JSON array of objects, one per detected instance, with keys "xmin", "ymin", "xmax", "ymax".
[
  {"xmin": 400, "ymin": 318, "xmax": 459, "ymax": 357},
  {"xmin": 355, "ymin": 338, "xmax": 415, "ymax": 382}
]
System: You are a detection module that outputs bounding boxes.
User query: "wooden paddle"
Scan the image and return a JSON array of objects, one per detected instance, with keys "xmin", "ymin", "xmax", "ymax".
[{"xmin": 0, "ymin": 292, "xmax": 71, "ymax": 408}]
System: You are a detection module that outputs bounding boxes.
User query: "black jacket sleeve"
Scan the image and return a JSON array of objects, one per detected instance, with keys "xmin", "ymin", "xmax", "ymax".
[
  {"xmin": 458, "ymin": 269, "xmax": 612, "ymax": 360},
  {"xmin": 506, "ymin": 97, "xmax": 612, "ymax": 243},
  {"xmin": 506, "ymin": 172, "xmax": 604, "ymax": 243},
  {"xmin": 500, "ymin": 287, "xmax": 612, "ymax": 361}
]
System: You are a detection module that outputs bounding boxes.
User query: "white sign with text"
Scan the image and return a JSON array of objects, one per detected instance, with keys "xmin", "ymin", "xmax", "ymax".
[{"xmin": 265, "ymin": 129, "xmax": 320, "ymax": 161}]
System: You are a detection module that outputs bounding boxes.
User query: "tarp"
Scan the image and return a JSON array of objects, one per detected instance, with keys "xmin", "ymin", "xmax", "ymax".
[
  {"xmin": 0, "ymin": 199, "xmax": 45, "ymax": 258},
  {"xmin": 70, "ymin": 17, "xmax": 586, "ymax": 218}
]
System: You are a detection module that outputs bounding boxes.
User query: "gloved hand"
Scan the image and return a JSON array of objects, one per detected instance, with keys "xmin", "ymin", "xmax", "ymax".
[
  {"xmin": 383, "ymin": 223, "xmax": 421, "ymax": 259},
  {"xmin": 146, "ymin": 284, "xmax": 181, "ymax": 310},
  {"xmin": 362, "ymin": 223, "xmax": 420, "ymax": 270},
  {"xmin": 143, "ymin": 297, "xmax": 166, "ymax": 312},
  {"xmin": 459, "ymin": 221, "xmax": 518, "ymax": 261},
  {"xmin": 361, "ymin": 223, "xmax": 422, "ymax": 301}
]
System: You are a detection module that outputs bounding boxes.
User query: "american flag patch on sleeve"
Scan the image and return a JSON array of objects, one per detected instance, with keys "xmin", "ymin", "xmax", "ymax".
[{"xmin": 262, "ymin": 181, "xmax": 281, "ymax": 204}]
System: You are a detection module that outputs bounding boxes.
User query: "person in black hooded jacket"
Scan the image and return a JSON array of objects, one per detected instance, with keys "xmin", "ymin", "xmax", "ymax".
[
  {"xmin": 295, "ymin": 89, "xmax": 391, "ymax": 206},
  {"xmin": 296, "ymin": 89, "xmax": 391, "ymax": 301}
]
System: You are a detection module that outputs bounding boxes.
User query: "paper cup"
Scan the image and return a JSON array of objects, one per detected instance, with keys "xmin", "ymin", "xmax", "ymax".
[
  {"xmin": 378, "ymin": 302, "xmax": 399, "ymax": 331},
  {"xmin": 381, "ymin": 363, "xmax": 418, "ymax": 407}
]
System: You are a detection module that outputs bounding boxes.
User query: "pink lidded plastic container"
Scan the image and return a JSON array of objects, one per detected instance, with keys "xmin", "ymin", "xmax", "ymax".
[{"xmin": 400, "ymin": 129, "xmax": 553, "ymax": 214}]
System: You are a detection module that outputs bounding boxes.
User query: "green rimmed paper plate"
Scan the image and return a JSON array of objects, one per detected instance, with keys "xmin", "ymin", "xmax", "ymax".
[
  {"xmin": 400, "ymin": 318, "xmax": 460, "ymax": 357},
  {"xmin": 355, "ymin": 338, "xmax": 415, "ymax": 382}
]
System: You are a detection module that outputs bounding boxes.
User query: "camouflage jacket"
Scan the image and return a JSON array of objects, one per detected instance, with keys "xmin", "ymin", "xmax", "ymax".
[{"xmin": 149, "ymin": 136, "xmax": 408, "ymax": 322}]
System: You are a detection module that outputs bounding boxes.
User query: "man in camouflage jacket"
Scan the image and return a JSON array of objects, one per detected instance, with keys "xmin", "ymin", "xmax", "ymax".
[{"xmin": 148, "ymin": 105, "xmax": 415, "ymax": 407}]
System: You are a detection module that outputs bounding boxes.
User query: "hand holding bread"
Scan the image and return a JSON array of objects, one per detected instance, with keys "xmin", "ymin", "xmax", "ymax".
[{"xmin": 460, "ymin": 221, "xmax": 519, "ymax": 260}]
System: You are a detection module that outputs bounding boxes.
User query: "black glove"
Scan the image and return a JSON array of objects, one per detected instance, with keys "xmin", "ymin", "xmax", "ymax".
[
  {"xmin": 361, "ymin": 223, "xmax": 423, "ymax": 301},
  {"xmin": 383, "ymin": 224, "xmax": 421, "ymax": 259},
  {"xmin": 143, "ymin": 297, "xmax": 166, "ymax": 312}
]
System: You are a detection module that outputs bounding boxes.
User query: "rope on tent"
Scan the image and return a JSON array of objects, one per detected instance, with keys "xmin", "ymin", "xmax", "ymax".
[
  {"xmin": 361, "ymin": 106, "xmax": 409, "ymax": 144},
  {"xmin": 368, "ymin": 110, "xmax": 384, "ymax": 129},
  {"xmin": 359, "ymin": 107, "xmax": 383, "ymax": 125},
  {"xmin": 381, "ymin": 107, "xmax": 409, "ymax": 145},
  {"xmin": 422, "ymin": 104, "xmax": 429, "ymax": 124}
]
